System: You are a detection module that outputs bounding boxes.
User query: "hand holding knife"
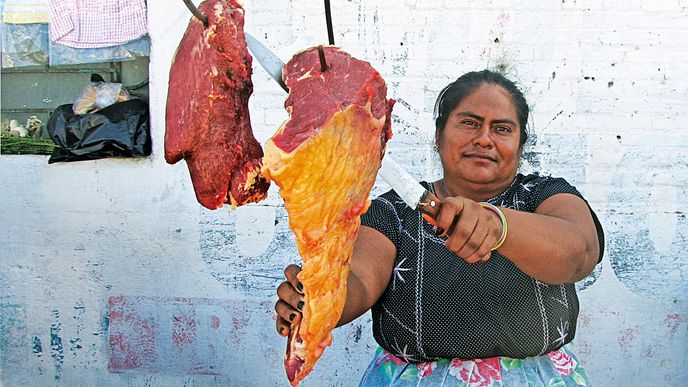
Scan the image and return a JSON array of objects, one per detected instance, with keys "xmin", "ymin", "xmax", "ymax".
[{"xmin": 378, "ymin": 156, "xmax": 442, "ymax": 224}]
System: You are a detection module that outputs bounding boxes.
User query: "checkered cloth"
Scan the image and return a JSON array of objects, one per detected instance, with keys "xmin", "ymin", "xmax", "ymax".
[{"xmin": 49, "ymin": 0, "xmax": 147, "ymax": 48}]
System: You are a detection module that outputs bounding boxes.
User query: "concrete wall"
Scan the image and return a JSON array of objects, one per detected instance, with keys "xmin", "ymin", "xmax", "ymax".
[{"xmin": 1, "ymin": 0, "xmax": 687, "ymax": 386}]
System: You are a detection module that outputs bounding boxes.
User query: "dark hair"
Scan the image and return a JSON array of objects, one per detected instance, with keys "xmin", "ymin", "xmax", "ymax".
[{"xmin": 434, "ymin": 69, "xmax": 529, "ymax": 147}]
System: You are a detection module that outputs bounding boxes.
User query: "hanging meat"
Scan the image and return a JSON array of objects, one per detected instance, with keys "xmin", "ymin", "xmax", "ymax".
[
  {"xmin": 165, "ymin": 0, "xmax": 269, "ymax": 210},
  {"xmin": 262, "ymin": 46, "xmax": 395, "ymax": 386}
]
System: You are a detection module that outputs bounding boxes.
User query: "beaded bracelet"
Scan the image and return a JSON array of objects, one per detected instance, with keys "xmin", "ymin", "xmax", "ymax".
[{"xmin": 479, "ymin": 202, "xmax": 508, "ymax": 251}]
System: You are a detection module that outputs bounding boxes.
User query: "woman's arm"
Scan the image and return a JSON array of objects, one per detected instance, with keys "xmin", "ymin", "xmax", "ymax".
[
  {"xmin": 275, "ymin": 225, "xmax": 397, "ymax": 336},
  {"xmin": 336, "ymin": 226, "xmax": 397, "ymax": 326},
  {"xmin": 498, "ymin": 193, "xmax": 600, "ymax": 284},
  {"xmin": 435, "ymin": 192, "xmax": 599, "ymax": 285}
]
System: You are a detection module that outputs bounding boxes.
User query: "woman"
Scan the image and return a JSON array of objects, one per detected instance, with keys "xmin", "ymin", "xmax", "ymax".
[{"xmin": 275, "ymin": 70, "xmax": 604, "ymax": 386}]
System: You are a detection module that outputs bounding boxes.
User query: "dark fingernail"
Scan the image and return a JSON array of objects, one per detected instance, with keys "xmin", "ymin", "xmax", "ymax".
[
  {"xmin": 297, "ymin": 301, "xmax": 304, "ymax": 310},
  {"xmin": 289, "ymin": 313, "xmax": 296, "ymax": 321},
  {"xmin": 435, "ymin": 227, "xmax": 445, "ymax": 236},
  {"xmin": 297, "ymin": 282, "xmax": 303, "ymax": 292}
]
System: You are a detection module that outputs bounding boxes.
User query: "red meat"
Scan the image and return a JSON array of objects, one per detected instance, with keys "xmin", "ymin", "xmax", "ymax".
[
  {"xmin": 271, "ymin": 46, "xmax": 393, "ymax": 156},
  {"xmin": 165, "ymin": 0, "xmax": 269, "ymax": 209},
  {"xmin": 262, "ymin": 46, "xmax": 394, "ymax": 386}
]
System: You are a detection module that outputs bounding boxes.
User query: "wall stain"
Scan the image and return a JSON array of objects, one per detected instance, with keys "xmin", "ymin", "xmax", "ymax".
[
  {"xmin": 200, "ymin": 205, "xmax": 299, "ymax": 298},
  {"xmin": 71, "ymin": 300, "xmax": 85, "ymax": 354},
  {"xmin": 33, "ymin": 336, "xmax": 43, "ymax": 356},
  {"xmin": 50, "ymin": 309, "xmax": 64, "ymax": 381},
  {"xmin": 353, "ymin": 324, "xmax": 362, "ymax": 343},
  {"xmin": 100, "ymin": 305, "xmax": 110, "ymax": 335},
  {"xmin": 665, "ymin": 313, "xmax": 684, "ymax": 338},
  {"xmin": 607, "ymin": 147, "xmax": 688, "ymax": 300},
  {"xmin": 617, "ymin": 327, "xmax": 638, "ymax": 359}
]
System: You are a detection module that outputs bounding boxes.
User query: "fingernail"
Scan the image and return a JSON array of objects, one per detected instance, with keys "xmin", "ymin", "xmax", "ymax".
[
  {"xmin": 289, "ymin": 313, "xmax": 296, "ymax": 321},
  {"xmin": 297, "ymin": 301, "xmax": 304, "ymax": 310},
  {"xmin": 296, "ymin": 282, "xmax": 303, "ymax": 292},
  {"xmin": 279, "ymin": 326, "xmax": 284, "ymax": 334}
]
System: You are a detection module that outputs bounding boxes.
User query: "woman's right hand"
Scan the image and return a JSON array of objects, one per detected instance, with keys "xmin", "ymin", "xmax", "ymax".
[
  {"xmin": 275, "ymin": 264, "xmax": 305, "ymax": 337},
  {"xmin": 434, "ymin": 196, "xmax": 503, "ymax": 264}
]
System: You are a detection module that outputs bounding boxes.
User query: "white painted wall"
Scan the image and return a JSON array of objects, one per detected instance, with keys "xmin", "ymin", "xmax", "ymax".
[{"xmin": 1, "ymin": 0, "xmax": 687, "ymax": 386}]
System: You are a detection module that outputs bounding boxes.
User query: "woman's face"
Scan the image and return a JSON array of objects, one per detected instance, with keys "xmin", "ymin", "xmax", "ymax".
[{"xmin": 437, "ymin": 83, "xmax": 521, "ymax": 193}]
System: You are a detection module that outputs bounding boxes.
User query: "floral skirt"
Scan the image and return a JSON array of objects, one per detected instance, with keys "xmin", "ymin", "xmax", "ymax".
[{"xmin": 359, "ymin": 345, "xmax": 591, "ymax": 387}]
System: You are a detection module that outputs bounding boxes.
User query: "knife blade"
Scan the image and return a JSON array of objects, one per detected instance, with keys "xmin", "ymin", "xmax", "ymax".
[
  {"xmin": 379, "ymin": 156, "xmax": 441, "ymax": 221},
  {"xmin": 245, "ymin": 33, "xmax": 288, "ymax": 92},
  {"xmin": 245, "ymin": 34, "xmax": 441, "ymax": 220}
]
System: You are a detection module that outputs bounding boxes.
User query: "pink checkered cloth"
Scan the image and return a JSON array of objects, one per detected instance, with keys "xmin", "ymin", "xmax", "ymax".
[{"xmin": 49, "ymin": 0, "xmax": 147, "ymax": 48}]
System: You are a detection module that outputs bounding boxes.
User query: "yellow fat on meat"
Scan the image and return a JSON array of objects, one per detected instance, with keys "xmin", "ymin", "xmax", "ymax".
[{"xmin": 262, "ymin": 103, "xmax": 386, "ymax": 384}]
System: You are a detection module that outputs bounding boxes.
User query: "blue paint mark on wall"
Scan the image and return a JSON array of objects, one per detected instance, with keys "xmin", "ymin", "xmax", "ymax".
[
  {"xmin": 0, "ymin": 304, "xmax": 28, "ymax": 368},
  {"xmin": 200, "ymin": 206, "xmax": 299, "ymax": 298},
  {"xmin": 70, "ymin": 300, "xmax": 85, "ymax": 354},
  {"xmin": 607, "ymin": 147, "xmax": 688, "ymax": 300},
  {"xmin": 50, "ymin": 309, "xmax": 64, "ymax": 381},
  {"xmin": 33, "ymin": 336, "xmax": 43, "ymax": 356},
  {"xmin": 101, "ymin": 305, "xmax": 110, "ymax": 334}
]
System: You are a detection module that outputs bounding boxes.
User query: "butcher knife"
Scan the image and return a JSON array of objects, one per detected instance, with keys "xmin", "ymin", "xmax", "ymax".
[
  {"xmin": 245, "ymin": 33, "xmax": 289, "ymax": 92},
  {"xmin": 245, "ymin": 33, "xmax": 442, "ymax": 220}
]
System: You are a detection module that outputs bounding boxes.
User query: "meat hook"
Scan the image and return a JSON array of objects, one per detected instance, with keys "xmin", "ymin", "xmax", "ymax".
[
  {"xmin": 182, "ymin": 0, "xmax": 208, "ymax": 28},
  {"xmin": 318, "ymin": 45, "xmax": 328, "ymax": 72},
  {"xmin": 324, "ymin": 0, "xmax": 335, "ymax": 45},
  {"xmin": 319, "ymin": 0, "xmax": 334, "ymax": 72}
]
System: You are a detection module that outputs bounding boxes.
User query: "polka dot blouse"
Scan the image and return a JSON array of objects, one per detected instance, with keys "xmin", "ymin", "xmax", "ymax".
[{"xmin": 360, "ymin": 173, "xmax": 605, "ymax": 362}]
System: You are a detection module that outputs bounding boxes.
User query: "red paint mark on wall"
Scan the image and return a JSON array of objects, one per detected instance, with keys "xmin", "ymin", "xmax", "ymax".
[
  {"xmin": 665, "ymin": 313, "xmax": 684, "ymax": 338},
  {"xmin": 617, "ymin": 327, "xmax": 638, "ymax": 358},
  {"xmin": 644, "ymin": 344, "xmax": 655, "ymax": 358},
  {"xmin": 107, "ymin": 296, "xmax": 273, "ymax": 375},
  {"xmin": 577, "ymin": 310, "xmax": 591, "ymax": 328},
  {"xmin": 172, "ymin": 311, "xmax": 196, "ymax": 345},
  {"xmin": 210, "ymin": 315, "xmax": 220, "ymax": 329},
  {"xmin": 108, "ymin": 298, "xmax": 158, "ymax": 372}
]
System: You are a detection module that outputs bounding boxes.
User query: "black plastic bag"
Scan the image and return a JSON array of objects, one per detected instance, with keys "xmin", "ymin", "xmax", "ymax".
[{"xmin": 47, "ymin": 99, "xmax": 151, "ymax": 163}]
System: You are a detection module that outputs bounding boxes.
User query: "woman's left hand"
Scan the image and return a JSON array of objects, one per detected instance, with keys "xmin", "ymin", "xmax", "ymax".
[{"xmin": 434, "ymin": 196, "xmax": 503, "ymax": 263}]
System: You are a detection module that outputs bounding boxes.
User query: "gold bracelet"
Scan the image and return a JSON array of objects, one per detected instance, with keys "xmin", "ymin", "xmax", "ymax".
[{"xmin": 479, "ymin": 202, "xmax": 508, "ymax": 250}]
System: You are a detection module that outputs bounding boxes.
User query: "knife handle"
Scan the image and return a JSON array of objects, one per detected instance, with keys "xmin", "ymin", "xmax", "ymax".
[{"xmin": 417, "ymin": 191, "xmax": 441, "ymax": 222}]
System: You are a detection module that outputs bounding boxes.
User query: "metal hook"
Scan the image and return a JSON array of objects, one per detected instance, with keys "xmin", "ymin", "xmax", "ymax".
[
  {"xmin": 318, "ymin": 45, "xmax": 328, "ymax": 72},
  {"xmin": 183, "ymin": 0, "xmax": 208, "ymax": 28},
  {"xmin": 324, "ymin": 0, "xmax": 334, "ymax": 45}
]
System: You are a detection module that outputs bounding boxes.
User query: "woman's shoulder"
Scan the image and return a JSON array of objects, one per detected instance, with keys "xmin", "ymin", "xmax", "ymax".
[
  {"xmin": 517, "ymin": 172, "xmax": 565, "ymax": 183},
  {"xmin": 514, "ymin": 173, "xmax": 576, "ymax": 193},
  {"xmin": 495, "ymin": 173, "xmax": 582, "ymax": 210}
]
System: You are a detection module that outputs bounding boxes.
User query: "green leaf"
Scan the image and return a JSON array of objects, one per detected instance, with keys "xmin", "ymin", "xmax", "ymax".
[
  {"xmin": 381, "ymin": 361, "xmax": 394, "ymax": 382},
  {"xmin": 500, "ymin": 357, "xmax": 522, "ymax": 370},
  {"xmin": 571, "ymin": 369, "xmax": 587, "ymax": 386},
  {"xmin": 548, "ymin": 377, "xmax": 566, "ymax": 387},
  {"xmin": 400, "ymin": 366, "xmax": 418, "ymax": 381}
]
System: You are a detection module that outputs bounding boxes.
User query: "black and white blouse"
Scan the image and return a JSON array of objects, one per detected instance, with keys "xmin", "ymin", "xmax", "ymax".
[{"xmin": 360, "ymin": 173, "xmax": 604, "ymax": 362}]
